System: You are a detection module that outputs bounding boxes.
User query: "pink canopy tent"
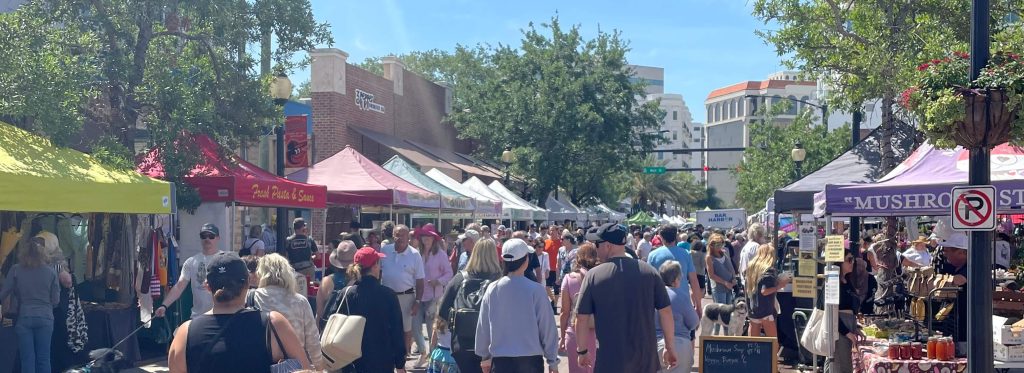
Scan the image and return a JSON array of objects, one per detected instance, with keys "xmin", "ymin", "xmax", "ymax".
[{"xmin": 287, "ymin": 146, "xmax": 439, "ymax": 208}]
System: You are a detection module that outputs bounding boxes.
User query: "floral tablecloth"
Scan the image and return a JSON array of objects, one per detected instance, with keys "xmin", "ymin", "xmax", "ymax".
[{"xmin": 858, "ymin": 348, "xmax": 967, "ymax": 373}]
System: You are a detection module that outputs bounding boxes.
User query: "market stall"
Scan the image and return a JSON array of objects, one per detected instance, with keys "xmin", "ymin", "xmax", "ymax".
[
  {"xmin": 487, "ymin": 180, "xmax": 549, "ymax": 222},
  {"xmin": 461, "ymin": 177, "xmax": 533, "ymax": 224},
  {"xmin": 0, "ymin": 121, "xmax": 175, "ymax": 371},
  {"xmin": 137, "ymin": 133, "xmax": 327, "ymax": 257},
  {"xmin": 545, "ymin": 192, "xmax": 588, "ymax": 224},
  {"xmin": 382, "ymin": 156, "xmax": 475, "ymax": 222},
  {"xmin": 624, "ymin": 211, "xmax": 659, "ymax": 226},
  {"xmin": 424, "ymin": 168, "xmax": 503, "ymax": 220}
]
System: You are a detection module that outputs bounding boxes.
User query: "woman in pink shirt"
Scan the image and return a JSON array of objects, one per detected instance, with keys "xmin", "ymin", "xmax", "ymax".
[
  {"xmin": 413, "ymin": 224, "xmax": 453, "ymax": 367},
  {"xmin": 560, "ymin": 242, "xmax": 599, "ymax": 373}
]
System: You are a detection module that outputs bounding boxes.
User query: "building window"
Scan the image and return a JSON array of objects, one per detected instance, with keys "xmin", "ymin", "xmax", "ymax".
[
  {"xmin": 787, "ymin": 95, "xmax": 799, "ymax": 114},
  {"xmin": 673, "ymin": 111, "xmax": 678, "ymax": 121},
  {"xmin": 673, "ymin": 131, "xmax": 678, "ymax": 140},
  {"xmin": 658, "ymin": 152, "xmax": 664, "ymax": 160},
  {"xmin": 706, "ymin": 105, "xmax": 712, "ymax": 122},
  {"xmin": 673, "ymin": 154, "xmax": 678, "ymax": 160},
  {"xmin": 730, "ymin": 100, "xmax": 737, "ymax": 118},
  {"xmin": 749, "ymin": 98, "xmax": 758, "ymax": 114}
]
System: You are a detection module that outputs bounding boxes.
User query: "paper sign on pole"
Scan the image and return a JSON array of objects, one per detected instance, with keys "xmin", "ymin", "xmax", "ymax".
[
  {"xmin": 824, "ymin": 235, "xmax": 844, "ymax": 262},
  {"xmin": 799, "ymin": 225, "xmax": 817, "ymax": 253},
  {"xmin": 798, "ymin": 252, "xmax": 817, "ymax": 277},
  {"xmin": 824, "ymin": 269, "xmax": 840, "ymax": 305},
  {"xmin": 793, "ymin": 277, "xmax": 816, "ymax": 298}
]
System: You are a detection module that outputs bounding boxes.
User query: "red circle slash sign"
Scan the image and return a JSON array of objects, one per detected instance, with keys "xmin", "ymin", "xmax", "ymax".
[{"xmin": 953, "ymin": 190, "xmax": 993, "ymax": 227}]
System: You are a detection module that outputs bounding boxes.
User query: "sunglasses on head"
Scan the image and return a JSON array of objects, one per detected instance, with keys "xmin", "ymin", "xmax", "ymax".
[{"xmin": 200, "ymin": 233, "xmax": 217, "ymax": 240}]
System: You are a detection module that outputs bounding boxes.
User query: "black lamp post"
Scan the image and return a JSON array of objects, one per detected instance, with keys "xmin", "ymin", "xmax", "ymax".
[
  {"xmin": 791, "ymin": 141, "xmax": 806, "ymax": 180},
  {"xmin": 269, "ymin": 72, "xmax": 292, "ymax": 252},
  {"xmin": 501, "ymin": 146, "xmax": 514, "ymax": 185}
]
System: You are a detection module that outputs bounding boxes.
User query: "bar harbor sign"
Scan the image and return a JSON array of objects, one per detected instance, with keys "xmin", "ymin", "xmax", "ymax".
[{"xmin": 355, "ymin": 89, "xmax": 385, "ymax": 113}]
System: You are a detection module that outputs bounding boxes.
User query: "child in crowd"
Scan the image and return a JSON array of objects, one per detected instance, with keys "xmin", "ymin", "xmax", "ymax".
[{"xmin": 428, "ymin": 317, "xmax": 459, "ymax": 373}]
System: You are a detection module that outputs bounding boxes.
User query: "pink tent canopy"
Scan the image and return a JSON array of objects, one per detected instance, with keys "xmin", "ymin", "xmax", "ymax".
[{"xmin": 287, "ymin": 146, "xmax": 439, "ymax": 208}]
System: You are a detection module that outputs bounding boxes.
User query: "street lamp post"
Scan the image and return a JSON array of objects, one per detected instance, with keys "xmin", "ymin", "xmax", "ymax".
[
  {"xmin": 791, "ymin": 142, "xmax": 806, "ymax": 180},
  {"xmin": 269, "ymin": 72, "xmax": 292, "ymax": 253},
  {"xmin": 501, "ymin": 146, "xmax": 514, "ymax": 185}
]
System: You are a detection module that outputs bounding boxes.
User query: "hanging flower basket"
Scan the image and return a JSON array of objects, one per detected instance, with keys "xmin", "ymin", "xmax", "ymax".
[
  {"xmin": 903, "ymin": 51, "xmax": 1024, "ymax": 149},
  {"xmin": 951, "ymin": 88, "xmax": 1014, "ymax": 149}
]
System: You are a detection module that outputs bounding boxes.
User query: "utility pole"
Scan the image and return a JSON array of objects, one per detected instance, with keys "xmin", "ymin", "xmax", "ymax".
[{"xmin": 967, "ymin": 0, "xmax": 993, "ymax": 370}]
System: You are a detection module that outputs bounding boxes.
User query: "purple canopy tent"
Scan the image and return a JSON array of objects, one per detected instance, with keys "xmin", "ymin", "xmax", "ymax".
[{"xmin": 814, "ymin": 142, "xmax": 1024, "ymax": 217}]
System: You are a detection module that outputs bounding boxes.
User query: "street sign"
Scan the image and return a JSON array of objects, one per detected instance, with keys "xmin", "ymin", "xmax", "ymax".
[
  {"xmin": 951, "ymin": 185, "xmax": 996, "ymax": 231},
  {"xmin": 643, "ymin": 166, "xmax": 666, "ymax": 174}
]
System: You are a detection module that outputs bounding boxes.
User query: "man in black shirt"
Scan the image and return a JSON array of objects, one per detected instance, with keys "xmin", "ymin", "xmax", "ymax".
[
  {"xmin": 575, "ymin": 223, "xmax": 677, "ymax": 373},
  {"xmin": 286, "ymin": 218, "xmax": 318, "ymax": 280},
  {"xmin": 936, "ymin": 232, "xmax": 968, "ymax": 352}
]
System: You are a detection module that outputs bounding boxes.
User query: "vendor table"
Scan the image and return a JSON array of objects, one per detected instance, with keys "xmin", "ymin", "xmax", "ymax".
[
  {"xmin": 858, "ymin": 347, "xmax": 966, "ymax": 373},
  {"xmin": 994, "ymin": 360, "xmax": 1024, "ymax": 373}
]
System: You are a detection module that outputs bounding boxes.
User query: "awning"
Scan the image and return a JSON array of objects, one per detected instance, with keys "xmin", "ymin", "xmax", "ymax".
[
  {"xmin": 462, "ymin": 177, "xmax": 533, "ymax": 220},
  {"xmin": 406, "ymin": 140, "xmax": 503, "ymax": 180},
  {"xmin": 773, "ymin": 121, "xmax": 916, "ymax": 213},
  {"xmin": 487, "ymin": 180, "xmax": 548, "ymax": 221},
  {"xmin": 815, "ymin": 141, "xmax": 1024, "ymax": 217},
  {"xmin": 350, "ymin": 127, "xmax": 461, "ymax": 175},
  {"xmin": 382, "ymin": 156, "xmax": 473, "ymax": 211},
  {"xmin": 138, "ymin": 134, "xmax": 326, "ymax": 209},
  {"xmin": 288, "ymin": 146, "xmax": 438, "ymax": 208},
  {"xmin": 546, "ymin": 192, "xmax": 588, "ymax": 222},
  {"xmin": 0, "ymin": 121, "xmax": 173, "ymax": 214},
  {"xmin": 424, "ymin": 169, "xmax": 503, "ymax": 219}
]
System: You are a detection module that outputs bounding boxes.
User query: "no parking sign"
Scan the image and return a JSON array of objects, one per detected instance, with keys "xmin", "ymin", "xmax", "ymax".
[{"xmin": 950, "ymin": 185, "xmax": 997, "ymax": 231}]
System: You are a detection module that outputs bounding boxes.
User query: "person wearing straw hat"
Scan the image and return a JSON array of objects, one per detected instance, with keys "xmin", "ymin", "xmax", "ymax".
[
  {"xmin": 901, "ymin": 236, "xmax": 932, "ymax": 268},
  {"xmin": 315, "ymin": 240, "xmax": 356, "ymax": 318}
]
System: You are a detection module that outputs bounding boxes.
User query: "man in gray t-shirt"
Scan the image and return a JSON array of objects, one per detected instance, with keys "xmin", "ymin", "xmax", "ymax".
[{"xmin": 575, "ymin": 223, "xmax": 677, "ymax": 373}]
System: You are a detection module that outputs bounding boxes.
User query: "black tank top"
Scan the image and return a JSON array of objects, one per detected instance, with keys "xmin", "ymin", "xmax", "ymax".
[{"xmin": 185, "ymin": 309, "xmax": 273, "ymax": 373}]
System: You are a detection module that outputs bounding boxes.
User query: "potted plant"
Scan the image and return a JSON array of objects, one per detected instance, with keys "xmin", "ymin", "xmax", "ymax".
[{"xmin": 902, "ymin": 51, "xmax": 1024, "ymax": 149}]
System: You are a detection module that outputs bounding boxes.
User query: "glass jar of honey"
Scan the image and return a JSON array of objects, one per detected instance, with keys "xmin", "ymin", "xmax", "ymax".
[
  {"xmin": 926, "ymin": 337, "xmax": 937, "ymax": 360},
  {"xmin": 935, "ymin": 338, "xmax": 949, "ymax": 361}
]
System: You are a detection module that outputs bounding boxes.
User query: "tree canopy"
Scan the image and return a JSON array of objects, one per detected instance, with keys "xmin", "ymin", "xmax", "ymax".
[
  {"xmin": 734, "ymin": 101, "xmax": 850, "ymax": 213},
  {"xmin": 360, "ymin": 17, "xmax": 662, "ymax": 208},
  {"xmin": 0, "ymin": 0, "xmax": 331, "ymax": 210}
]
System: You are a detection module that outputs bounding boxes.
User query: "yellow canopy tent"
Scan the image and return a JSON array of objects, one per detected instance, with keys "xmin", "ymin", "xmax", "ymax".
[{"xmin": 0, "ymin": 121, "xmax": 173, "ymax": 213}]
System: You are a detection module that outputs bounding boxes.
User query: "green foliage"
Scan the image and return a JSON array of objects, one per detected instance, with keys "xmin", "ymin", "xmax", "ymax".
[
  {"xmin": 0, "ymin": 0, "xmax": 330, "ymax": 212},
  {"xmin": 735, "ymin": 102, "xmax": 850, "ymax": 213},
  {"xmin": 367, "ymin": 17, "xmax": 661, "ymax": 207},
  {"xmin": 625, "ymin": 166, "xmax": 704, "ymax": 213}
]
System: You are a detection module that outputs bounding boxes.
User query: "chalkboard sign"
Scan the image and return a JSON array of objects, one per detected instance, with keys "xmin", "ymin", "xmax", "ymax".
[{"xmin": 699, "ymin": 335, "xmax": 778, "ymax": 373}]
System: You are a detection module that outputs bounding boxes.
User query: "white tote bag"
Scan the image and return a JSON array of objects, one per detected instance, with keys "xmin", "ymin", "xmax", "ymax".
[
  {"xmin": 800, "ymin": 308, "xmax": 833, "ymax": 357},
  {"xmin": 321, "ymin": 287, "xmax": 366, "ymax": 370}
]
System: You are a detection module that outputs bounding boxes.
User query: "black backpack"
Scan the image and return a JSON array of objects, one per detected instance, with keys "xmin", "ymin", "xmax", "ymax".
[{"xmin": 449, "ymin": 272, "xmax": 492, "ymax": 353}]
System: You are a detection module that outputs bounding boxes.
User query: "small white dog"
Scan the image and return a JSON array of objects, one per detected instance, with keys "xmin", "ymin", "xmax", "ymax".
[{"xmin": 699, "ymin": 298, "xmax": 748, "ymax": 336}]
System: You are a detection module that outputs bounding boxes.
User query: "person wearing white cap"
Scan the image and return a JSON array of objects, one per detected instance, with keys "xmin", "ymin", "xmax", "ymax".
[
  {"xmin": 475, "ymin": 238, "xmax": 560, "ymax": 373},
  {"xmin": 936, "ymin": 232, "xmax": 969, "ymax": 351}
]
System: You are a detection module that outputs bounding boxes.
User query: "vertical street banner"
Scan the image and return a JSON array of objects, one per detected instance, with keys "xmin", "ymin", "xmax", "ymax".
[{"xmin": 284, "ymin": 115, "xmax": 309, "ymax": 168}]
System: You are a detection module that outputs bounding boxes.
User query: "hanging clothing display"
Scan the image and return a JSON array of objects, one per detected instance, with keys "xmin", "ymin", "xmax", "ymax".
[{"xmin": 0, "ymin": 226, "xmax": 21, "ymax": 269}]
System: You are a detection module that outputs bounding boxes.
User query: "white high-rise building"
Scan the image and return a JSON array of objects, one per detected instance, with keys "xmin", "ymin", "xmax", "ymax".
[
  {"xmin": 691, "ymin": 122, "xmax": 705, "ymax": 179},
  {"xmin": 630, "ymin": 65, "xmax": 695, "ymax": 171},
  {"xmin": 703, "ymin": 71, "xmax": 818, "ymax": 206}
]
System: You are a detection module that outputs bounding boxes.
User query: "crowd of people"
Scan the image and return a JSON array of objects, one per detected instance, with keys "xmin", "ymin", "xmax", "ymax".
[{"xmin": 0, "ymin": 213, "xmax": 991, "ymax": 373}]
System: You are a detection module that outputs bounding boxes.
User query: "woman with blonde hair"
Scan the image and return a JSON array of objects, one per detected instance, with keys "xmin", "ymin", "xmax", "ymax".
[
  {"xmin": 249, "ymin": 253, "xmax": 323, "ymax": 368},
  {"xmin": 437, "ymin": 239, "xmax": 503, "ymax": 373},
  {"xmin": 743, "ymin": 244, "xmax": 791, "ymax": 338}
]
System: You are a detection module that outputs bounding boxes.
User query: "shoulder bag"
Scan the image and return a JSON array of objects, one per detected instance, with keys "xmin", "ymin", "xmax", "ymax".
[
  {"xmin": 799, "ymin": 308, "xmax": 835, "ymax": 357},
  {"xmin": 320, "ymin": 286, "xmax": 365, "ymax": 370},
  {"xmin": 266, "ymin": 315, "xmax": 304, "ymax": 373}
]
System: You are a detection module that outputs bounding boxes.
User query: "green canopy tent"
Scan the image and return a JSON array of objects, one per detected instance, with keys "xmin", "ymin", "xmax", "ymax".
[{"xmin": 624, "ymin": 211, "xmax": 659, "ymax": 226}]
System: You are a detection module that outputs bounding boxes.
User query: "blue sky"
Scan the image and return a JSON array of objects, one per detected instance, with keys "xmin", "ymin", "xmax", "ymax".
[{"xmin": 295, "ymin": 0, "xmax": 787, "ymax": 123}]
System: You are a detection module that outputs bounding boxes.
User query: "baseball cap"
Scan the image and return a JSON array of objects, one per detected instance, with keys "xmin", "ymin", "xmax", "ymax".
[
  {"xmin": 586, "ymin": 223, "xmax": 628, "ymax": 245},
  {"xmin": 206, "ymin": 252, "xmax": 248, "ymax": 289},
  {"xmin": 939, "ymin": 232, "xmax": 969, "ymax": 250},
  {"xmin": 459, "ymin": 229, "xmax": 480, "ymax": 241},
  {"xmin": 353, "ymin": 247, "xmax": 386, "ymax": 267},
  {"xmin": 201, "ymin": 223, "xmax": 220, "ymax": 236},
  {"xmin": 501, "ymin": 238, "xmax": 534, "ymax": 261},
  {"xmin": 497, "ymin": 224, "xmax": 507, "ymax": 231}
]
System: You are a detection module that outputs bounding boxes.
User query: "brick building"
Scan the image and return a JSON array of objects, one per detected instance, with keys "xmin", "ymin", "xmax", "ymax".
[{"xmin": 307, "ymin": 48, "xmax": 502, "ymax": 241}]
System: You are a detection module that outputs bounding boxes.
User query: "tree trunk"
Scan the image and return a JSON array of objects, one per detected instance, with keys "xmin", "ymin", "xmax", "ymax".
[
  {"xmin": 879, "ymin": 93, "xmax": 897, "ymax": 174},
  {"xmin": 873, "ymin": 216, "xmax": 901, "ymax": 315},
  {"xmin": 261, "ymin": 26, "xmax": 272, "ymax": 75}
]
